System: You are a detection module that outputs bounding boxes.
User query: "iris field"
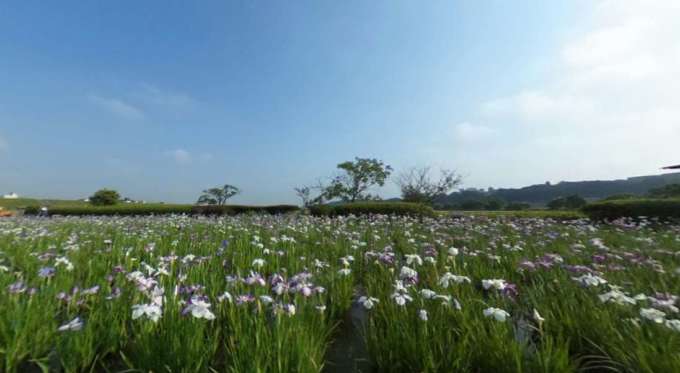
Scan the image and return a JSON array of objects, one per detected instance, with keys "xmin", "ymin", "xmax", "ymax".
[{"xmin": 1, "ymin": 214, "xmax": 679, "ymax": 372}]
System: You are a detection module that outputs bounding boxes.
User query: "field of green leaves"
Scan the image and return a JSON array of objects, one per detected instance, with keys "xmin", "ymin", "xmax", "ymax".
[{"xmin": 1, "ymin": 214, "xmax": 679, "ymax": 372}]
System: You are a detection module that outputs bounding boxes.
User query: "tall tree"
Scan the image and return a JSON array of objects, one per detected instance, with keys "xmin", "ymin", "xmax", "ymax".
[
  {"xmin": 197, "ymin": 184, "xmax": 240, "ymax": 205},
  {"xmin": 324, "ymin": 157, "xmax": 393, "ymax": 202}
]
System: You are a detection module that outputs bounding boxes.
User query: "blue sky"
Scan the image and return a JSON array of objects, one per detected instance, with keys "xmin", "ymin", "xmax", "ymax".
[{"xmin": 1, "ymin": 1, "xmax": 678, "ymax": 204}]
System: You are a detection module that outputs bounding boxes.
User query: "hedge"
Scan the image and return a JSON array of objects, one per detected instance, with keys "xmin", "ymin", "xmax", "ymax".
[
  {"xmin": 191, "ymin": 205, "xmax": 299, "ymax": 215},
  {"xmin": 581, "ymin": 199, "xmax": 680, "ymax": 220},
  {"xmin": 309, "ymin": 202, "xmax": 435, "ymax": 217},
  {"xmin": 23, "ymin": 204, "xmax": 299, "ymax": 216}
]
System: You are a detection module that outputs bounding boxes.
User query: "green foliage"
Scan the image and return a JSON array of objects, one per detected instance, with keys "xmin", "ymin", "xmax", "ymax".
[
  {"xmin": 2, "ymin": 212, "xmax": 680, "ymax": 371},
  {"xmin": 582, "ymin": 198, "xmax": 680, "ymax": 220},
  {"xmin": 191, "ymin": 204, "xmax": 299, "ymax": 215},
  {"xmin": 458, "ymin": 200, "xmax": 486, "ymax": 210},
  {"xmin": 24, "ymin": 204, "xmax": 299, "ymax": 216},
  {"xmin": 0, "ymin": 198, "xmax": 89, "ymax": 211},
  {"xmin": 197, "ymin": 184, "xmax": 240, "ymax": 205},
  {"xmin": 648, "ymin": 184, "xmax": 680, "ymax": 198},
  {"xmin": 459, "ymin": 209, "xmax": 585, "ymax": 219},
  {"xmin": 504, "ymin": 202, "xmax": 531, "ymax": 210},
  {"xmin": 547, "ymin": 195, "xmax": 587, "ymax": 210},
  {"xmin": 323, "ymin": 157, "xmax": 393, "ymax": 202},
  {"xmin": 602, "ymin": 193, "xmax": 637, "ymax": 201},
  {"xmin": 484, "ymin": 198, "xmax": 505, "ymax": 210},
  {"xmin": 89, "ymin": 189, "xmax": 120, "ymax": 206},
  {"xmin": 309, "ymin": 202, "xmax": 435, "ymax": 217}
]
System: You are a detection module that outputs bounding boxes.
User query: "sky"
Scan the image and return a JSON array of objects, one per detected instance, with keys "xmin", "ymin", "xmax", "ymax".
[{"xmin": 1, "ymin": 0, "xmax": 679, "ymax": 204}]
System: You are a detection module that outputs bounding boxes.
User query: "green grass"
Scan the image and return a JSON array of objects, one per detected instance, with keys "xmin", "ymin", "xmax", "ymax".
[{"xmin": 0, "ymin": 214, "xmax": 679, "ymax": 372}]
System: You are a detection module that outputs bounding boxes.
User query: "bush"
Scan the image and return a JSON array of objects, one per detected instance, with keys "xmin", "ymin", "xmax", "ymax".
[
  {"xmin": 191, "ymin": 205, "xmax": 299, "ymax": 215},
  {"xmin": 24, "ymin": 204, "xmax": 299, "ymax": 216},
  {"xmin": 648, "ymin": 184, "xmax": 680, "ymax": 198},
  {"xmin": 89, "ymin": 189, "xmax": 120, "ymax": 206},
  {"xmin": 505, "ymin": 202, "xmax": 531, "ymax": 211},
  {"xmin": 582, "ymin": 199, "xmax": 680, "ymax": 220},
  {"xmin": 309, "ymin": 202, "xmax": 435, "ymax": 217},
  {"xmin": 601, "ymin": 194, "xmax": 637, "ymax": 201},
  {"xmin": 548, "ymin": 195, "xmax": 587, "ymax": 210}
]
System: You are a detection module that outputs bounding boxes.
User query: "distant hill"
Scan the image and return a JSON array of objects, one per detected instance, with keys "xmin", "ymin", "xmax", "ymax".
[{"xmin": 436, "ymin": 172, "xmax": 680, "ymax": 207}]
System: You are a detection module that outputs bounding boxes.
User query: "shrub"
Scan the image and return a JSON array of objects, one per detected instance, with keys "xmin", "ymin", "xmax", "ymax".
[
  {"xmin": 601, "ymin": 193, "xmax": 637, "ymax": 201},
  {"xmin": 505, "ymin": 202, "xmax": 531, "ymax": 211},
  {"xmin": 308, "ymin": 202, "xmax": 435, "ymax": 217},
  {"xmin": 582, "ymin": 199, "xmax": 680, "ymax": 220},
  {"xmin": 458, "ymin": 200, "xmax": 486, "ymax": 211},
  {"xmin": 24, "ymin": 204, "xmax": 299, "ymax": 216},
  {"xmin": 89, "ymin": 189, "xmax": 120, "ymax": 206},
  {"xmin": 548, "ymin": 195, "xmax": 587, "ymax": 210},
  {"xmin": 191, "ymin": 205, "xmax": 299, "ymax": 215},
  {"xmin": 648, "ymin": 184, "xmax": 680, "ymax": 198}
]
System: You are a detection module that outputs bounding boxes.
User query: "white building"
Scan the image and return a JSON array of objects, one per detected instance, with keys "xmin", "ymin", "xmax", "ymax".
[{"xmin": 2, "ymin": 192, "xmax": 18, "ymax": 199}]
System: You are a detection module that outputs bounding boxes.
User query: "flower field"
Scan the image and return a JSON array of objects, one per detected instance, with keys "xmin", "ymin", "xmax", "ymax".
[{"xmin": 1, "ymin": 215, "xmax": 680, "ymax": 372}]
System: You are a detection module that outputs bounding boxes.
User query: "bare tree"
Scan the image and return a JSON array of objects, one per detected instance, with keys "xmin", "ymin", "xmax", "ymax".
[
  {"xmin": 295, "ymin": 180, "xmax": 328, "ymax": 207},
  {"xmin": 395, "ymin": 167, "xmax": 462, "ymax": 204},
  {"xmin": 294, "ymin": 186, "xmax": 312, "ymax": 207}
]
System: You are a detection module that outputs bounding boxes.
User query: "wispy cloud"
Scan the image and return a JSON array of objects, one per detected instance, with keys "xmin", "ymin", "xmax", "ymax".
[
  {"xmin": 135, "ymin": 83, "xmax": 197, "ymax": 110},
  {"xmin": 163, "ymin": 149, "xmax": 213, "ymax": 166},
  {"xmin": 88, "ymin": 94, "xmax": 145, "ymax": 120},
  {"xmin": 164, "ymin": 149, "xmax": 192, "ymax": 165}
]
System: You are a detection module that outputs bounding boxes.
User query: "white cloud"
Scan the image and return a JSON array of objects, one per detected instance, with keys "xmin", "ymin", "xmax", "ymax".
[
  {"xmin": 462, "ymin": 0, "xmax": 680, "ymax": 183},
  {"xmin": 88, "ymin": 95, "xmax": 145, "ymax": 120},
  {"xmin": 135, "ymin": 83, "xmax": 197, "ymax": 109},
  {"xmin": 165, "ymin": 149, "xmax": 192, "ymax": 165},
  {"xmin": 452, "ymin": 122, "xmax": 496, "ymax": 143}
]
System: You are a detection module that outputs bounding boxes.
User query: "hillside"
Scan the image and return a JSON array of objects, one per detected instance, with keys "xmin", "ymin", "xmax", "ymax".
[{"xmin": 438, "ymin": 172, "xmax": 680, "ymax": 207}]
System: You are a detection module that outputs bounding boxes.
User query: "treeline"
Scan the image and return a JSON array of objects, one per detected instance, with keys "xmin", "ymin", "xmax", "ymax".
[{"xmin": 435, "ymin": 173, "xmax": 680, "ymax": 209}]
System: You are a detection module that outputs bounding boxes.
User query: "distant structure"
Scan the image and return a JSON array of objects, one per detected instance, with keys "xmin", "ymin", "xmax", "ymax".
[
  {"xmin": 2, "ymin": 192, "xmax": 18, "ymax": 199},
  {"xmin": 663, "ymin": 165, "xmax": 680, "ymax": 170}
]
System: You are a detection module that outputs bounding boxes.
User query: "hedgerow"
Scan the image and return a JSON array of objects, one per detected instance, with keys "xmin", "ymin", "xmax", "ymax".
[
  {"xmin": 23, "ymin": 204, "xmax": 299, "ymax": 216},
  {"xmin": 308, "ymin": 202, "xmax": 435, "ymax": 217},
  {"xmin": 582, "ymin": 198, "xmax": 680, "ymax": 220}
]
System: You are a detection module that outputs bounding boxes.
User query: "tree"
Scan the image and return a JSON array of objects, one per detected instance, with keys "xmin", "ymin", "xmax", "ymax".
[
  {"xmin": 648, "ymin": 184, "xmax": 680, "ymax": 198},
  {"xmin": 484, "ymin": 198, "xmax": 505, "ymax": 211},
  {"xmin": 323, "ymin": 157, "xmax": 393, "ymax": 202},
  {"xmin": 294, "ymin": 186, "xmax": 312, "ymax": 207},
  {"xmin": 395, "ymin": 167, "xmax": 462, "ymax": 204},
  {"xmin": 89, "ymin": 189, "xmax": 120, "ymax": 206},
  {"xmin": 505, "ymin": 202, "xmax": 531, "ymax": 211},
  {"xmin": 197, "ymin": 184, "xmax": 240, "ymax": 205},
  {"xmin": 547, "ymin": 195, "xmax": 586, "ymax": 210}
]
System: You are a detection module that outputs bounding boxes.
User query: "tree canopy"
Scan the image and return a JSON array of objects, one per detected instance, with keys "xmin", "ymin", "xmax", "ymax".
[
  {"xmin": 89, "ymin": 189, "xmax": 120, "ymax": 206},
  {"xmin": 197, "ymin": 184, "xmax": 240, "ymax": 205},
  {"xmin": 323, "ymin": 157, "xmax": 393, "ymax": 203}
]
